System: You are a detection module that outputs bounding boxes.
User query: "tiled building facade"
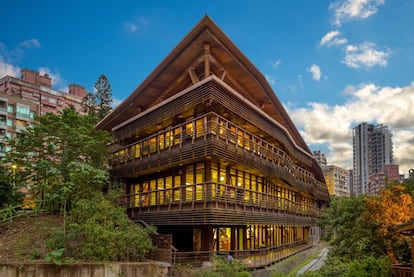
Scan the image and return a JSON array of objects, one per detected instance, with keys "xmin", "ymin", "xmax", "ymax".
[{"xmin": 0, "ymin": 69, "xmax": 86, "ymax": 157}]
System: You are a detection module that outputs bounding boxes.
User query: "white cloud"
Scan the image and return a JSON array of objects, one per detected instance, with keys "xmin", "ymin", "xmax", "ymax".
[
  {"xmin": 308, "ymin": 64, "xmax": 322, "ymax": 81},
  {"xmin": 342, "ymin": 42, "xmax": 391, "ymax": 69},
  {"xmin": 320, "ymin": 30, "xmax": 348, "ymax": 46},
  {"xmin": 272, "ymin": 59, "xmax": 281, "ymax": 69},
  {"xmin": 38, "ymin": 67, "xmax": 65, "ymax": 87},
  {"xmin": 288, "ymin": 82, "xmax": 414, "ymax": 175},
  {"xmin": 112, "ymin": 97, "xmax": 123, "ymax": 108},
  {"xmin": 266, "ymin": 75, "xmax": 276, "ymax": 85},
  {"xmin": 330, "ymin": 0, "xmax": 385, "ymax": 26},
  {"xmin": 123, "ymin": 17, "xmax": 147, "ymax": 34},
  {"xmin": 19, "ymin": 38, "xmax": 41, "ymax": 48},
  {"xmin": 123, "ymin": 22, "xmax": 139, "ymax": 33},
  {"xmin": 0, "ymin": 57, "xmax": 20, "ymax": 77}
]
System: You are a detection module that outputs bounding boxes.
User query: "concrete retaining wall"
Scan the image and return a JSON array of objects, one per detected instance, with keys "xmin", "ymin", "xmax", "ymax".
[{"xmin": 0, "ymin": 261, "xmax": 170, "ymax": 277}]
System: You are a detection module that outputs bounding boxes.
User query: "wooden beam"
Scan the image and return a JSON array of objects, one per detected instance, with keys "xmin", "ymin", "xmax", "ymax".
[
  {"xmin": 204, "ymin": 44, "xmax": 210, "ymax": 78},
  {"xmin": 188, "ymin": 67, "xmax": 199, "ymax": 84}
]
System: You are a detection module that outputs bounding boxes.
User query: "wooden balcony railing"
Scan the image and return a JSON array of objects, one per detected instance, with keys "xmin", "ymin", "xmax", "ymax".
[
  {"xmin": 121, "ymin": 182, "xmax": 320, "ymax": 218},
  {"xmin": 111, "ymin": 112, "xmax": 329, "ymax": 200},
  {"xmin": 392, "ymin": 265, "xmax": 412, "ymax": 277},
  {"xmin": 171, "ymin": 240, "xmax": 312, "ymax": 269}
]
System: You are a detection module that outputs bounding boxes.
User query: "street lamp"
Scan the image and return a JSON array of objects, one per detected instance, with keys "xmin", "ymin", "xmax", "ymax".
[{"xmin": 11, "ymin": 164, "xmax": 17, "ymax": 188}]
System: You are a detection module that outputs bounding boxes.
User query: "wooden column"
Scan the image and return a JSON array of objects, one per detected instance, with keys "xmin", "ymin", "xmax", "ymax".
[{"xmin": 204, "ymin": 44, "xmax": 210, "ymax": 78}]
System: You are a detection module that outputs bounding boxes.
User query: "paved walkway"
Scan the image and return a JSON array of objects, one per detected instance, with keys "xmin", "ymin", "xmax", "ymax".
[
  {"xmin": 296, "ymin": 247, "xmax": 329, "ymax": 275},
  {"xmin": 242, "ymin": 243, "xmax": 314, "ymax": 269}
]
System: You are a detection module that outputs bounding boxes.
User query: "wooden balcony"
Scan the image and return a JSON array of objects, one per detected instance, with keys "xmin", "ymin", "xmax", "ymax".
[
  {"xmin": 121, "ymin": 182, "xmax": 319, "ymax": 226},
  {"xmin": 392, "ymin": 265, "xmax": 412, "ymax": 277},
  {"xmin": 111, "ymin": 113, "xmax": 329, "ymax": 202}
]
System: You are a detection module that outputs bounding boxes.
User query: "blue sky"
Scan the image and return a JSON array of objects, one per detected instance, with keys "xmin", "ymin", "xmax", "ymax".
[{"xmin": 1, "ymin": 0, "xmax": 413, "ymax": 175}]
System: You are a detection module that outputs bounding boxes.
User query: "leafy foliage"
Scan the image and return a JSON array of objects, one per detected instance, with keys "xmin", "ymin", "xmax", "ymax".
[
  {"xmin": 193, "ymin": 255, "xmax": 250, "ymax": 277},
  {"xmin": 6, "ymin": 107, "xmax": 112, "ymax": 213},
  {"xmin": 47, "ymin": 190, "xmax": 155, "ymax": 262},
  {"xmin": 0, "ymin": 167, "xmax": 23, "ymax": 208},
  {"xmin": 318, "ymin": 196, "xmax": 384, "ymax": 259},
  {"xmin": 94, "ymin": 74, "xmax": 113, "ymax": 120},
  {"xmin": 82, "ymin": 74, "xmax": 113, "ymax": 121},
  {"xmin": 300, "ymin": 256, "xmax": 391, "ymax": 277}
]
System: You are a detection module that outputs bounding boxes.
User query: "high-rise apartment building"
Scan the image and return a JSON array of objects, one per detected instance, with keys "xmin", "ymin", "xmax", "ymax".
[
  {"xmin": 322, "ymin": 165, "xmax": 349, "ymax": 197},
  {"xmin": 368, "ymin": 164, "xmax": 402, "ymax": 195},
  {"xmin": 313, "ymin": 150, "xmax": 327, "ymax": 166},
  {"xmin": 0, "ymin": 69, "xmax": 87, "ymax": 157},
  {"xmin": 352, "ymin": 123, "xmax": 393, "ymax": 195}
]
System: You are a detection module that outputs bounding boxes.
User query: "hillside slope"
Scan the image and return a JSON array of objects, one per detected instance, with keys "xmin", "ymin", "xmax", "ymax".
[{"xmin": 0, "ymin": 214, "xmax": 62, "ymax": 262}]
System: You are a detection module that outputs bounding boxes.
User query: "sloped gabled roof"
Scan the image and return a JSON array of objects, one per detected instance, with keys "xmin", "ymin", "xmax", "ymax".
[{"xmin": 97, "ymin": 15, "xmax": 311, "ymax": 155}]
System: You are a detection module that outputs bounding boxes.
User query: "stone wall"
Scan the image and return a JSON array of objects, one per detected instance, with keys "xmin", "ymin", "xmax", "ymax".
[{"xmin": 0, "ymin": 261, "xmax": 170, "ymax": 277}]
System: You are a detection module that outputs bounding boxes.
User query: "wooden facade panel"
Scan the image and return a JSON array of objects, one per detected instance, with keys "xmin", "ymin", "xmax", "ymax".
[
  {"xmin": 129, "ymin": 207, "xmax": 316, "ymax": 226},
  {"xmin": 112, "ymin": 136, "xmax": 321, "ymax": 198}
]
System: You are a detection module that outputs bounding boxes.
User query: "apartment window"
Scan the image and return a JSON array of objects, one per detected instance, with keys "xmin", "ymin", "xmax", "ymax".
[
  {"xmin": 16, "ymin": 105, "xmax": 30, "ymax": 118},
  {"xmin": 7, "ymin": 119, "xmax": 13, "ymax": 127},
  {"xmin": 7, "ymin": 105, "xmax": 14, "ymax": 113}
]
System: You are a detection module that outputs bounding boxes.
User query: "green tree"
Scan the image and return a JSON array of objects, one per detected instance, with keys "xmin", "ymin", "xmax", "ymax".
[
  {"xmin": 47, "ymin": 190, "xmax": 155, "ymax": 262},
  {"xmin": 94, "ymin": 74, "xmax": 113, "ymax": 120},
  {"xmin": 6, "ymin": 107, "xmax": 112, "ymax": 212},
  {"xmin": 81, "ymin": 92, "xmax": 97, "ymax": 117},
  {"xmin": 81, "ymin": 74, "xmax": 113, "ymax": 121},
  {"xmin": 0, "ymin": 167, "xmax": 23, "ymax": 208}
]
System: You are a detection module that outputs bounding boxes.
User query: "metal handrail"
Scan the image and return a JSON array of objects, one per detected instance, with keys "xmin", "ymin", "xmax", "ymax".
[{"xmin": 0, "ymin": 200, "xmax": 42, "ymax": 223}]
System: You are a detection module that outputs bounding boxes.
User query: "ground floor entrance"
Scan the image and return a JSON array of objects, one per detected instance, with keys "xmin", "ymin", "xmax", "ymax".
[{"xmin": 157, "ymin": 224, "xmax": 310, "ymax": 253}]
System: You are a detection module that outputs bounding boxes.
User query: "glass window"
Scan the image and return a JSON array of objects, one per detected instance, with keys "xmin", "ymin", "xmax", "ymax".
[
  {"xmin": 195, "ymin": 163, "xmax": 204, "ymax": 201},
  {"xmin": 174, "ymin": 175, "xmax": 181, "ymax": 202},
  {"xmin": 185, "ymin": 122, "xmax": 193, "ymax": 139},
  {"xmin": 165, "ymin": 176, "xmax": 172, "ymax": 203},
  {"xmin": 7, "ymin": 105, "xmax": 14, "ymax": 113},
  {"xmin": 134, "ymin": 144, "xmax": 141, "ymax": 159},
  {"xmin": 150, "ymin": 137, "xmax": 157, "ymax": 153},
  {"xmin": 158, "ymin": 178, "xmax": 164, "ymax": 204},
  {"xmin": 211, "ymin": 162, "xmax": 218, "ymax": 198},
  {"xmin": 7, "ymin": 119, "xmax": 13, "ymax": 127},
  {"xmin": 150, "ymin": 180, "xmax": 156, "ymax": 205},
  {"xmin": 174, "ymin": 127, "xmax": 181, "ymax": 145},
  {"xmin": 16, "ymin": 105, "xmax": 30, "ymax": 118},
  {"xmin": 237, "ymin": 129, "xmax": 244, "ymax": 147},
  {"xmin": 229, "ymin": 124, "xmax": 236, "ymax": 144},
  {"xmin": 219, "ymin": 119, "xmax": 226, "ymax": 137},
  {"xmin": 185, "ymin": 166, "xmax": 194, "ymax": 202},
  {"xmin": 159, "ymin": 133, "xmax": 165, "ymax": 150},
  {"xmin": 165, "ymin": 130, "xmax": 172, "ymax": 148},
  {"xmin": 195, "ymin": 118, "xmax": 204, "ymax": 138},
  {"xmin": 142, "ymin": 140, "xmax": 149, "ymax": 155},
  {"xmin": 210, "ymin": 114, "xmax": 218, "ymax": 135}
]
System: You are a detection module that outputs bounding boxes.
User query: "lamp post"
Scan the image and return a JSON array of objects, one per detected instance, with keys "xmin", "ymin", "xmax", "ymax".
[{"xmin": 11, "ymin": 164, "xmax": 17, "ymax": 188}]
